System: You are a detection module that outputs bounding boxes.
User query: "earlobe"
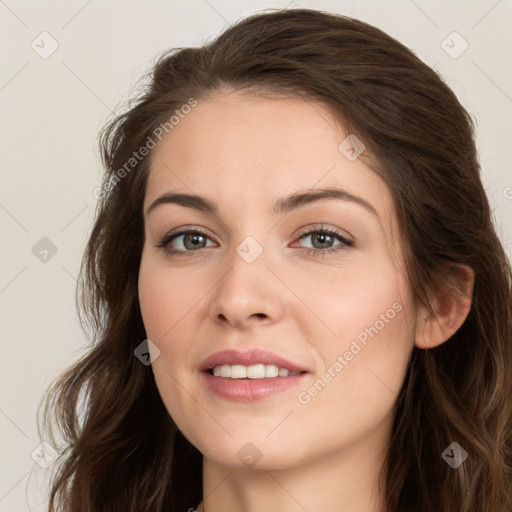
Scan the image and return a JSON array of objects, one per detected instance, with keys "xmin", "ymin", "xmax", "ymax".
[{"xmin": 414, "ymin": 263, "xmax": 475, "ymax": 350}]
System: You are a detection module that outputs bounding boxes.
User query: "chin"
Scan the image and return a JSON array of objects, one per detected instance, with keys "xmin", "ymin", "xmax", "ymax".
[{"xmin": 197, "ymin": 433, "xmax": 307, "ymax": 471}]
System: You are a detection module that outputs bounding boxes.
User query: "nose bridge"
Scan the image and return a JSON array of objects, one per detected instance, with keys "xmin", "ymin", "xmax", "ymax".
[{"xmin": 208, "ymin": 232, "xmax": 284, "ymax": 326}]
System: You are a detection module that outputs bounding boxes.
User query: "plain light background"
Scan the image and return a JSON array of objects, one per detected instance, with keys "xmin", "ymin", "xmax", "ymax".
[{"xmin": 1, "ymin": 0, "xmax": 511, "ymax": 510}]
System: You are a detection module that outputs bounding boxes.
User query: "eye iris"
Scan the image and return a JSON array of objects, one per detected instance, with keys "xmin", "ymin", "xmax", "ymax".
[
  {"xmin": 184, "ymin": 233, "xmax": 206, "ymax": 250},
  {"xmin": 312, "ymin": 233, "xmax": 333, "ymax": 249}
]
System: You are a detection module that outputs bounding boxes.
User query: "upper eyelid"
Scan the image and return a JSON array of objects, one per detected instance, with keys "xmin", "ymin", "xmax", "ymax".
[{"xmin": 295, "ymin": 224, "xmax": 351, "ymax": 239}]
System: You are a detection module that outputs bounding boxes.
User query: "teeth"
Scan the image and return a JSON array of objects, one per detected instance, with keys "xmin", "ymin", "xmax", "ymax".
[{"xmin": 211, "ymin": 364, "xmax": 302, "ymax": 379}]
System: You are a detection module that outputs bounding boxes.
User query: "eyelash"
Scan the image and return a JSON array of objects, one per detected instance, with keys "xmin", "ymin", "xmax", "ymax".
[{"xmin": 154, "ymin": 225, "xmax": 354, "ymax": 258}]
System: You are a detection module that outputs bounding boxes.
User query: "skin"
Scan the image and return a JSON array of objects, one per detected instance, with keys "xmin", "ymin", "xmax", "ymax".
[{"xmin": 138, "ymin": 89, "xmax": 474, "ymax": 512}]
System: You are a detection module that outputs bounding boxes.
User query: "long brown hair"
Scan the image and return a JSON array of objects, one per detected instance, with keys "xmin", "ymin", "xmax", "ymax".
[{"xmin": 39, "ymin": 8, "xmax": 512, "ymax": 511}]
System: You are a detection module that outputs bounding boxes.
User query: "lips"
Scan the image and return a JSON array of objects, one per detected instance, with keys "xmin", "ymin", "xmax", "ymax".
[
  {"xmin": 198, "ymin": 349, "xmax": 310, "ymax": 402},
  {"xmin": 199, "ymin": 348, "xmax": 308, "ymax": 374}
]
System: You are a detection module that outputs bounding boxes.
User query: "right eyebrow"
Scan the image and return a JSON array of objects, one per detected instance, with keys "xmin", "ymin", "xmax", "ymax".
[{"xmin": 145, "ymin": 192, "xmax": 218, "ymax": 217}]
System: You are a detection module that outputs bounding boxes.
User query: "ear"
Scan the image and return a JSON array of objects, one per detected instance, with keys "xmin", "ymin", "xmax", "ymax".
[{"xmin": 414, "ymin": 263, "xmax": 475, "ymax": 349}]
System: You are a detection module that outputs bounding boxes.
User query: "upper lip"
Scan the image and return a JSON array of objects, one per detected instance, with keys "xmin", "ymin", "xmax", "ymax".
[{"xmin": 199, "ymin": 349, "xmax": 308, "ymax": 373}]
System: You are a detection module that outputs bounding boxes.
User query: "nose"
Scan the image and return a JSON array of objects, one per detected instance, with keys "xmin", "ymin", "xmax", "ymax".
[{"xmin": 208, "ymin": 246, "xmax": 285, "ymax": 330}]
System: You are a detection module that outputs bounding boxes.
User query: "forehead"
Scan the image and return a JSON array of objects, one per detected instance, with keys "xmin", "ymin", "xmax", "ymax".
[{"xmin": 145, "ymin": 91, "xmax": 390, "ymax": 216}]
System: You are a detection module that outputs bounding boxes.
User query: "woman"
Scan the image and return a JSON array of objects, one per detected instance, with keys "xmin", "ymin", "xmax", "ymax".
[{"xmin": 39, "ymin": 8, "xmax": 512, "ymax": 512}]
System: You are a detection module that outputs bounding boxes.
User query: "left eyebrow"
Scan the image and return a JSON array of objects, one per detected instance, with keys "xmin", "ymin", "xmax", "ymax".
[
  {"xmin": 144, "ymin": 187, "xmax": 378, "ymax": 218},
  {"xmin": 273, "ymin": 187, "xmax": 378, "ymax": 217}
]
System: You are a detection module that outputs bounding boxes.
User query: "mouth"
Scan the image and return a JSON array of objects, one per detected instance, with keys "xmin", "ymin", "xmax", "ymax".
[
  {"xmin": 205, "ymin": 364, "xmax": 308, "ymax": 379},
  {"xmin": 198, "ymin": 349, "xmax": 310, "ymax": 402}
]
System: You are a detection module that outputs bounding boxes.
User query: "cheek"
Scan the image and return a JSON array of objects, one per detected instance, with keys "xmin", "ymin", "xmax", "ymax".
[
  {"xmin": 293, "ymin": 289, "xmax": 413, "ymax": 451},
  {"xmin": 138, "ymin": 257, "xmax": 196, "ymax": 430},
  {"xmin": 296, "ymin": 255, "xmax": 414, "ymax": 402},
  {"xmin": 138, "ymin": 254, "xmax": 202, "ymax": 382},
  {"xmin": 138, "ymin": 254, "xmax": 197, "ymax": 340},
  {"xmin": 294, "ymin": 252, "xmax": 410, "ymax": 341},
  {"xmin": 138, "ymin": 274, "xmax": 171, "ymax": 339},
  {"xmin": 138, "ymin": 261, "xmax": 195, "ymax": 387}
]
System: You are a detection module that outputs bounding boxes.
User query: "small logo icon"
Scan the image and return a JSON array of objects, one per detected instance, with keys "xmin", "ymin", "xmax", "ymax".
[
  {"xmin": 31, "ymin": 31, "xmax": 59, "ymax": 59},
  {"xmin": 338, "ymin": 134, "xmax": 365, "ymax": 161},
  {"xmin": 441, "ymin": 31, "xmax": 469, "ymax": 59},
  {"xmin": 441, "ymin": 441, "xmax": 468, "ymax": 468},
  {"xmin": 134, "ymin": 339, "xmax": 161, "ymax": 365},
  {"xmin": 32, "ymin": 237, "xmax": 58, "ymax": 262},
  {"xmin": 236, "ymin": 236, "xmax": 263, "ymax": 264},
  {"xmin": 31, "ymin": 441, "xmax": 58, "ymax": 469},
  {"xmin": 236, "ymin": 442, "xmax": 262, "ymax": 467}
]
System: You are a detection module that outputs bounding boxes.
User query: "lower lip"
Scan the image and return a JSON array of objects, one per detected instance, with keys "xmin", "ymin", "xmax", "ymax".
[{"xmin": 200, "ymin": 371, "xmax": 308, "ymax": 402}]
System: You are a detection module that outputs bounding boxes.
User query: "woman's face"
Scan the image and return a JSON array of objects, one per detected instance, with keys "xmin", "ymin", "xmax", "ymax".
[{"xmin": 138, "ymin": 90, "xmax": 417, "ymax": 469}]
